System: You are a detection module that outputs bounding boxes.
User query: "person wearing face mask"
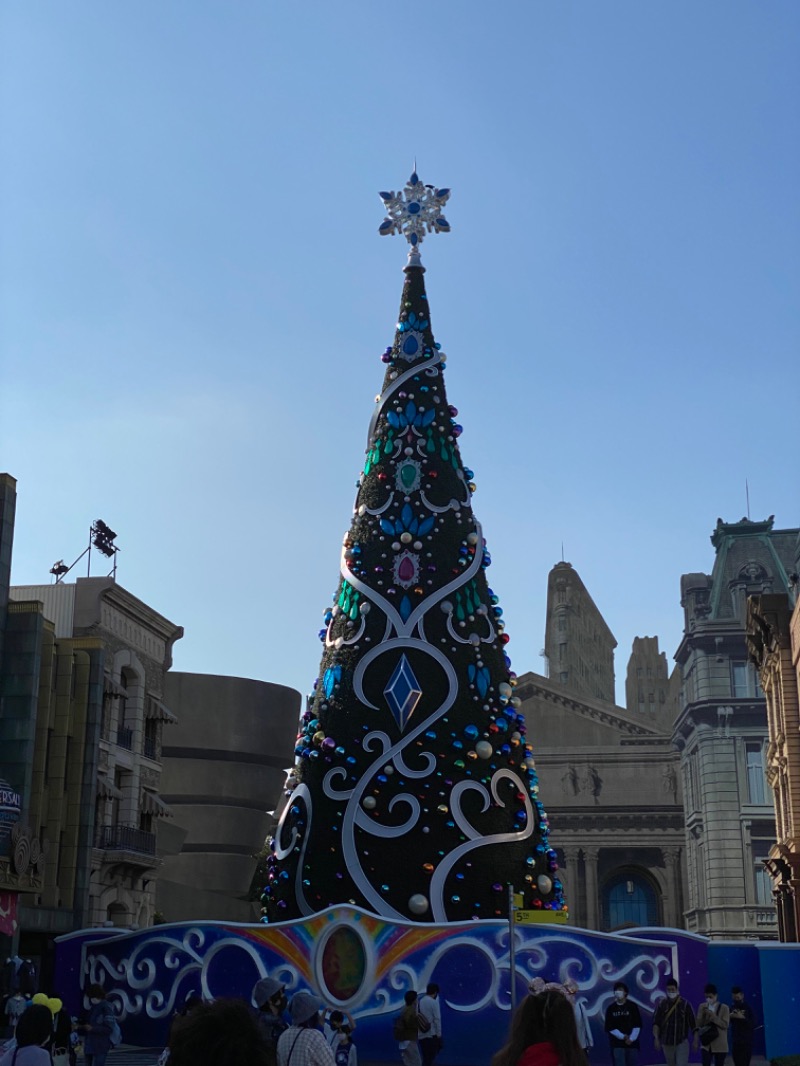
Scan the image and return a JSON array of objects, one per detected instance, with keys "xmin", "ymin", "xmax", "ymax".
[
  {"xmin": 253, "ymin": 977, "xmax": 290, "ymax": 1066},
  {"xmin": 696, "ymin": 984, "xmax": 729, "ymax": 1066},
  {"xmin": 604, "ymin": 982, "xmax": 641, "ymax": 1066},
  {"xmin": 652, "ymin": 979, "xmax": 696, "ymax": 1066}
]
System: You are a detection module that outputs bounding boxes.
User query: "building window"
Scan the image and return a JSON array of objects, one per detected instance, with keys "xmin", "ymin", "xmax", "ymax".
[
  {"xmin": 44, "ymin": 728, "xmax": 54, "ymax": 778},
  {"xmin": 558, "ymin": 615, "xmax": 566, "ymax": 632},
  {"xmin": 754, "ymin": 859, "xmax": 772, "ymax": 906},
  {"xmin": 690, "ymin": 756, "xmax": 700, "ymax": 813},
  {"xmin": 602, "ymin": 873, "xmax": 658, "ymax": 930},
  {"xmin": 746, "ymin": 743, "xmax": 767, "ymax": 805},
  {"xmin": 143, "ymin": 718, "xmax": 158, "ymax": 761},
  {"xmin": 732, "ymin": 661, "xmax": 750, "ymax": 698}
]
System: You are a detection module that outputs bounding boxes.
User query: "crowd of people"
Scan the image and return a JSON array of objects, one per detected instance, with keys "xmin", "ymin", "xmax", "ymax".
[
  {"xmin": 1, "ymin": 984, "xmax": 121, "ymax": 1066},
  {"xmin": 1, "ymin": 969, "xmax": 758, "ymax": 1066}
]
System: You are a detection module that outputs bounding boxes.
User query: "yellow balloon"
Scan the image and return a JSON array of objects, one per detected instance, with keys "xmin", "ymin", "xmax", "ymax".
[
  {"xmin": 48, "ymin": 998, "xmax": 63, "ymax": 1015},
  {"xmin": 32, "ymin": 993, "xmax": 49, "ymax": 1006}
]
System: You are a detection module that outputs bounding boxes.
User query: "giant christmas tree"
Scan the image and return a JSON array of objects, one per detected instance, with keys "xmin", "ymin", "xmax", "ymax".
[{"xmin": 265, "ymin": 174, "xmax": 565, "ymax": 924}]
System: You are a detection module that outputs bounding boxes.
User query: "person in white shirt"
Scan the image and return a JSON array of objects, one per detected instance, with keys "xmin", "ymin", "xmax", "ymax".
[
  {"xmin": 564, "ymin": 980, "xmax": 593, "ymax": 1055},
  {"xmin": 417, "ymin": 984, "xmax": 442, "ymax": 1066},
  {"xmin": 323, "ymin": 1009, "xmax": 356, "ymax": 1054}
]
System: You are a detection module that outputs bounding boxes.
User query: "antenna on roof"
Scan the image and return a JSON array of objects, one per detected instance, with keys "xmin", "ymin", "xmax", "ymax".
[
  {"xmin": 561, "ymin": 542, "xmax": 565, "ymax": 562},
  {"xmin": 745, "ymin": 479, "xmax": 751, "ymax": 520}
]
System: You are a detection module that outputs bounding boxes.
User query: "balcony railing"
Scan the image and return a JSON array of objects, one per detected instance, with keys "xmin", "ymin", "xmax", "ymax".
[
  {"xmin": 116, "ymin": 726, "xmax": 134, "ymax": 750},
  {"xmin": 96, "ymin": 824, "xmax": 156, "ymax": 856}
]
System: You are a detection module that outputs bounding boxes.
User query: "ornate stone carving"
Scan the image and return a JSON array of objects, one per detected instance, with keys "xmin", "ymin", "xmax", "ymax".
[{"xmin": 0, "ymin": 825, "xmax": 46, "ymax": 893}]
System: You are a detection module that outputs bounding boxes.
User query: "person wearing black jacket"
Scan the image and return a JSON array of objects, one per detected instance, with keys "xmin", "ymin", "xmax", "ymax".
[
  {"xmin": 605, "ymin": 982, "xmax": 642, "ymax": 1066},
  {"xmin": 729, "ymin": 988, "xmax": 755, "ymax": 1066}
]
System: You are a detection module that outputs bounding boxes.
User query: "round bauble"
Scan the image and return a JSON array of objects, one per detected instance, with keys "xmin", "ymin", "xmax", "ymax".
[{"xmin": 408, "ymin": 893, "xmax": 429, "ymax": 915}]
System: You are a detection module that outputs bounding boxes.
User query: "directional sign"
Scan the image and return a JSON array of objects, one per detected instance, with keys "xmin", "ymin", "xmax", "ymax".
[{"xmin": 514, "ymin": 910, "xmax": 569, "ymax": 925}]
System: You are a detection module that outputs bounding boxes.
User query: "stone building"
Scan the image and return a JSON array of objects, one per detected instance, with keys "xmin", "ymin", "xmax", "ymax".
[
  {"xmin": 672, "ymin": 517, "xmax": 799, "ymax": 940},
  {"xmin": 747, "ymin": 562, "xmax": 800, "ymax": 941},
  {"xmin": 625, "ymin": 636, "xmax": 678, "ymax": 719},
  {"xmin": 1, "ymin": 475, "xmax": 95, "ymax": 965},
  {"xmin": 520, "ymin": 562, "xmax": 686, "ymax": 932},
  {"xmin": 9, "ymin": 578, "xmax": 184, "ymax": 934},
  {"xmin": 156, "ymin": 671, "xmax": 301, "ymax": 922},
  {"xmin": 544, "ymin": 562, "xmax": 617, "ymax": 703}
]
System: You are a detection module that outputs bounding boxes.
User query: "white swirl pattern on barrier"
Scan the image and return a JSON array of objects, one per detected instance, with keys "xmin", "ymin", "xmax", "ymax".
[{"xmin": 73, "ymin": 917, "xmax": 676, "ymax": 1028}]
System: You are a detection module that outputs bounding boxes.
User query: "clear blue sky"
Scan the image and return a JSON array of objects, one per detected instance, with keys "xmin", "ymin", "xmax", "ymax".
[{"xmin": 2, "ymin": 2, "xmax": 798, "ymax": 706}]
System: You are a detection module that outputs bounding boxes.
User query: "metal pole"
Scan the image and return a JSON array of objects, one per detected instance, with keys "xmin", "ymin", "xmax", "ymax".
[{"xmin": 508, "ymin": 883, "xmax": 516, "ymax": 1015}]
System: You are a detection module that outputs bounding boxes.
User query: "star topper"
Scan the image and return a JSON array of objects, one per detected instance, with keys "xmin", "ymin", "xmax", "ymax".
[{"xmin": 378, "ymin": 171, "xmax": 451, "ymax": 249}]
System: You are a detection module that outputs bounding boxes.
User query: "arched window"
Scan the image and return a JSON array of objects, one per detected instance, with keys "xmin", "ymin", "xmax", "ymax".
[{"xmin": 602, "ymin": 871, "xmax": 659, "ymax": 930}]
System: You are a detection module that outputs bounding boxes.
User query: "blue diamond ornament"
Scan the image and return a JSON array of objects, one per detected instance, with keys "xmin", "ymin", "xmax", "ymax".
[{"xmin": 384, "ymin": 654, "xmax": 423, "ymax": 731}]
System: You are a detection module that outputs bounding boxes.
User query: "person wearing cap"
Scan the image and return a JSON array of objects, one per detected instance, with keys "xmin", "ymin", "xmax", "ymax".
[
  {"xmin": 323, "ymin": 1009, "xmax": 356, "ymax": 1053},
  {"xmin": 277, "ymin": 992, "xmax": 336, "ymax": 1066},
  {"xmin": 253, "ymin": 977, "xmax": 290, "ymax": 1065}
]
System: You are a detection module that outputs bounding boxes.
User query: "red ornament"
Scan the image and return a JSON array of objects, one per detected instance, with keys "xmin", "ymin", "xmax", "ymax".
[{"xmin": 500, "ymin": 633, "xmax": 510, "ymax": 644}]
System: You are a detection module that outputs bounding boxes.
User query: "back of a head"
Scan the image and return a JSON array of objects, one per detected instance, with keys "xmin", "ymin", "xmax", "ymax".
[
  {"xmin": 492, "ymin": 991, "xmax": 586, "ymax": 1066},
  {"xmin": 16, "ymin": 1004, "xmax": 54, "ymax": 1048},
  {"xmin": 169, "ymin": 999, "xmax": 270, "ymax": 1066}
]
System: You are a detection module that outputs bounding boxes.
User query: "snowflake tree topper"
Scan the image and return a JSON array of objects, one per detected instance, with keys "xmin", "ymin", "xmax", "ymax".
[{"xmin": 378, "ymin": 172, "xmax": 451, "ymax": 250}]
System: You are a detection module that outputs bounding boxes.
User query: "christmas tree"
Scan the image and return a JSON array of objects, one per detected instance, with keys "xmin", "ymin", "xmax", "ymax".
[{"xmin": 265, "ymin": 173, "xmax": 565, "ymax": 924}]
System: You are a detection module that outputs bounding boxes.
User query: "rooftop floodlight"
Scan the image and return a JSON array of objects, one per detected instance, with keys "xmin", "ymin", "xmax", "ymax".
[
  {"xmin": 92, "ymin": 519, "xmax": 118, "ymax": 557},
  {"xmin": 49, "ymin": 560, "xmax": 69, "ymax": 578}
]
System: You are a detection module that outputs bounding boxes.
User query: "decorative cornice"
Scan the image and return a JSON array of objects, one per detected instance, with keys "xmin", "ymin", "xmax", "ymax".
[
  {"xmin": 515, "ymin": 673, "xmax": 663, "ymax": 738},
  {"xmin": 545, "ymin": 809, "xmax": 685, "ymax": 833}
]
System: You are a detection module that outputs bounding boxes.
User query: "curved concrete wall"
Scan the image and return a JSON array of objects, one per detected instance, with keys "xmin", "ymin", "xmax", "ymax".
[{"xmin": 157, "ymin": 672, "xmax": 300, "ymax": 921}]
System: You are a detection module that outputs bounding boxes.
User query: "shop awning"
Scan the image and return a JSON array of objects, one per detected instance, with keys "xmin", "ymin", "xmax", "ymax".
[
  {"xmin": 141, "ymin": 789, "xmax": 173, "ymax": 818},
  {"xmin": 145, "ymin": 696, "xmax": 177, "ymax": 724},
  {"xmin": 104, "ymin": 676, "xmax": 128, "ymax": 698},
  {"xmin": 97, "ymin": 775, "xmax": 123, "ymax": 800}
]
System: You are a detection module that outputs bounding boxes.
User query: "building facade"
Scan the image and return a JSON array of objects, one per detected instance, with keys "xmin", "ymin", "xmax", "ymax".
[
  {"xmin": 156, "ymin": 671, "xmax": 301, "ymax": 923},
  {"xmin": 747, "ymin": 573, "xmax": 800, "ymax": 942},
  {"xmin": 519, "ymin": 563, "xmax": 686, "ymax": 933},
  {"xmin": 672, "ymin": 517, "xmax": 799, "ymax": 940},
  {"xmin": 518, "ymin": 671, "xmax": 686, "ymax": 931},
  {"xmin": 544, "ymin": 562, "xmax": 617, "ymax": 703},
  {"xmin": 8, "ymin": 579, "xmax": 184, "ymax": 938}
]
